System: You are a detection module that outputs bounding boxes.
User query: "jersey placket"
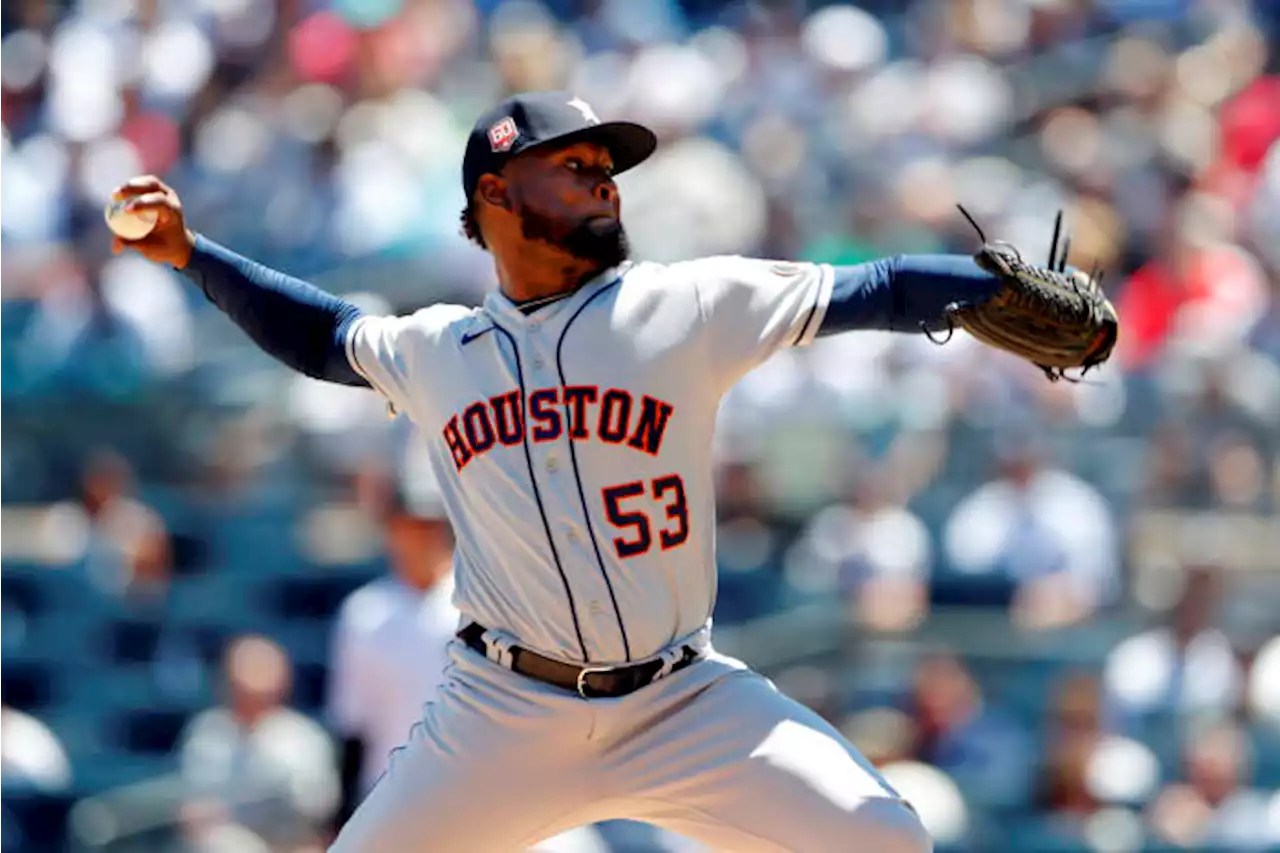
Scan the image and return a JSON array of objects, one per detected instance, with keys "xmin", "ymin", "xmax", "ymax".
[{"xmin": 521, "ymin": 313, "xmax": 628, "ymax": 663}]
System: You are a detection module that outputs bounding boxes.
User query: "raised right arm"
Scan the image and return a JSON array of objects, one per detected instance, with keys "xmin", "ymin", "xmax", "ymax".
[
  {"xmin": 180, "ymin": 235, "xmax": 368, "ymax": 387},
  {"xmin": 107, "ymin": 175, "xmax": 368, "ymax": 387}
]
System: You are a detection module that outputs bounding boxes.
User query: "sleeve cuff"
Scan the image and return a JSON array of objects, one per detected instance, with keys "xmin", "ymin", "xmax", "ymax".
[
  {"xmin": 342, "ymin": 314, "xmax": 371, "ymax": 383},
  {"xmin": 183, "ymin": 233, "xmax": 216, "ymax": 269},
  {"xmin": 793, "ymin": 263, "xmax": 834, "ymax": 348},
  {"xmin": 344, "ymin": 315, "xmax": 401, "ymax": 417}
]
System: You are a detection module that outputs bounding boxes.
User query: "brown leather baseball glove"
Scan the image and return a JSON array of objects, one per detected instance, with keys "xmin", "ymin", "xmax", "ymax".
[{"xmin": 942, "ymin": 207, "xmax": 1120, "ymax": 382}]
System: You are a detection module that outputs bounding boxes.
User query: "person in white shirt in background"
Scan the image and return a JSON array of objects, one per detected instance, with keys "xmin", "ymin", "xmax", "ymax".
[
  {"xmin": 178, "ymin": 634, "xmax": 339, "ymax": 849},
  {"xmin": 326, "ymin": 476, "xmax": 459, "ymax": 821},
  {"xmin": 943, "ymin": 433, "xmax": 1119, "ymax": 630},
  {"xmin": 1103, "ymin": 564, "xmax": 1245, "ymax": 730},
  {"xmin": 325, "ymin": 472, "xmax": 612, "ymax": 852}
]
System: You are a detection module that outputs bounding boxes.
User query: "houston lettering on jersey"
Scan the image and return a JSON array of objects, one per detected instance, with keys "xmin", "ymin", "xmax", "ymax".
[{"xmin": 443, "ymin": 386, "xmax": 675, "ymax": 471}]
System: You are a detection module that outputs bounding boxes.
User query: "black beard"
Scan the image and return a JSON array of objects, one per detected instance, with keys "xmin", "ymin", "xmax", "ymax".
[{"xmin": 518, "ymin": 206, "xmax": 630, "ymax": 269}]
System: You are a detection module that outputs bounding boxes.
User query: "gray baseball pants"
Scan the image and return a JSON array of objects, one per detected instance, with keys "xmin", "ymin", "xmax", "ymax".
[{"xmin": 329, "ymin": 639, "xmax": 931, "ymax": 853}]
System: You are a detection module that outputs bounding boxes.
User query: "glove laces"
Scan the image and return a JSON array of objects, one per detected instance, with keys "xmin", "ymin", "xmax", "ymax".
[{"xmin": 929, "ymin": 206, "xmax": 1111, "ymax": 383}]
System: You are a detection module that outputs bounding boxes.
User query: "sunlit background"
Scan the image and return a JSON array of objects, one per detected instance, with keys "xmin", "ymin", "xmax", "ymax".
[{"xmin": 2, "ymin": 0, "xmax": 1278, "ymax": 851}]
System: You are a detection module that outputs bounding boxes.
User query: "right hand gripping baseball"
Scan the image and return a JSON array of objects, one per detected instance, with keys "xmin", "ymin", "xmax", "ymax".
[{"xmin": 108, "ymin": 175, "xmax": 196, "ymax": 269}]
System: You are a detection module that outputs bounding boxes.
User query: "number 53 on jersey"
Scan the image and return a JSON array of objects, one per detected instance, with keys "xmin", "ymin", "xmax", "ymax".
[{"xmin": 602, "ymin": 475, "xmax": 688, "ymax": 558}]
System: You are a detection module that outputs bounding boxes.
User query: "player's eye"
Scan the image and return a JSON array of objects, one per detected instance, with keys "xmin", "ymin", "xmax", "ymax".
[{"xmin": 565, "ymin": 159, "xmax": 582, "ymax": 172}]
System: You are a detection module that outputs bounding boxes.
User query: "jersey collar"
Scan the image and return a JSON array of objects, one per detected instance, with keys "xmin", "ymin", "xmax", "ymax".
[{"xmin": 482, "ymin": 262, "xmax": 633, "ymax": 327}]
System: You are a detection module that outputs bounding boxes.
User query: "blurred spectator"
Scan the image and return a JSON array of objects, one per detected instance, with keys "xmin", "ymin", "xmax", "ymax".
[
  {"xmin": 1104, "ymin": 564, "xmax": 1244, "ymax": 728},
  {"xmin": 1116, "ymin": 203, "xmax": 1270, "ymax": 370},
  {"xmin": 1037, "ymin": 734, "xmax": 1101, "ymax": 821},
  {"xmin": 789, "ymin": 468, "xmax": 931, "ymax": 632},
  {"xmin": 177, "ymin": 634, "xmax": 338, "ymax": 849},
  {"xmin": 942, "ymin": 435, "xmax": 1119, "ymax": 630},
  {"xmin": 712, "ymin": 459, "xmax": 793, "ymax": 621},
  {"xmin": 1035, "ymin": 673, "xmax": 1156, "ymax": 808},
  {"xmin": 196, "ymin": 413, "xmax": 282, "ymax": 502},
  {"xmin": 1155, "ymin": 351, "xmax": 1280, "ymax": 511},
  {"xmin": 1014, "ymin": 670, "xmax": 1159, "ymax": 853},
  {"xmin": 13, "ymin": 248, "xmax": 155, "ymax": 399},
  {"xmin": 908, "ymin": 652, "xmax": 1034, "ymax": 809},
  {"xmin": 1040, "ymin": 673, "xmax": 1108, "ymax": 788},
  {"xmin": 1147, "ymin": 718, "xmax": 1280, "ymax": 851},
  {"xmin": 0, "ymin": 705, "xmax": 72, "ymax": 793},
  {"xmin": 326, "ymin": 477, "xmax": 458, "ymax": 827},
  {"xmin": 69, "ymin": 448, "xmax": 172, "ymax": 604}
]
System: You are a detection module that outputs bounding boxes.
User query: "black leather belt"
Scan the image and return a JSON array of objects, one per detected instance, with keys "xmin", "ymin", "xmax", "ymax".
[{"xmin": 458, "ymin": 622, "xmax": 700, "ymax": 699}]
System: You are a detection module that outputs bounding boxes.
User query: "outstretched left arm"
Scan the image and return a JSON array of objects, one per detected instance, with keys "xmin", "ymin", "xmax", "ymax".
[{"xmin": 819, "ymin": 254, "xmax": 1002, "ymax": 336}]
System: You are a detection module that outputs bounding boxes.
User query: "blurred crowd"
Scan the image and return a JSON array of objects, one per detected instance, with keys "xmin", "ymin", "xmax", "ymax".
[{"xmin": 2, "ymin": 0, "xmax": 1279, "ymax": 851}]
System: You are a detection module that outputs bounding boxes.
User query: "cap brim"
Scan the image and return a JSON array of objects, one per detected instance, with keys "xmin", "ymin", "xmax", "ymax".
[{"xmin": 522, "ymin": 121, "xmax": 658, "ymax": 175}]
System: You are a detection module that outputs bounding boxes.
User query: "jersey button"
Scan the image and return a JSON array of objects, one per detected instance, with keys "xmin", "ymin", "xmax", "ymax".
[
  {"xmin": 532, "ymin": 357, "xmax": 545, "ymax": 369},
  {"xmin": 546, "ymin": 456, "xmax": 559, "ymax": 473}
]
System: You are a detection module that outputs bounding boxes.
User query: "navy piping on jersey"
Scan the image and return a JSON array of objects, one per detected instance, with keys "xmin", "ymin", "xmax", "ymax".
[
  {"xmin": 555, "ymin": 276, "xmax": 632, "ymax": 663},
  {"xmin": 792, "ymin": 295, "xmax": 820, "ymax": 346},
  {"xmin": 460, "ymin": 325, "xmax": 496, "ymax": 345},
  {"xmin": 486, "ymin": 321, "xmax": 591, "ymax": 663}
]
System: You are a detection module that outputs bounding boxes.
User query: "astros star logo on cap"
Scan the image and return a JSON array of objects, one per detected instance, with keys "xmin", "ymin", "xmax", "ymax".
[{"xmin": 567, "ymin": 97, "xmax": 600, "ymax": 125}]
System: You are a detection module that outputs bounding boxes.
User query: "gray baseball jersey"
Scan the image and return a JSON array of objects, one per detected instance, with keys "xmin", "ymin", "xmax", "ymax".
[{"xmin": 344, "ymin": 256, "xmax": 833, "ymax": 664}]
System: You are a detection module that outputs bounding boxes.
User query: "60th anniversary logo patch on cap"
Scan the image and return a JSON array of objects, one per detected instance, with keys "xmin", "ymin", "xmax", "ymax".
[{"xmin": 488, "ymin": 117, "xmax": 519, "ymax": 152}]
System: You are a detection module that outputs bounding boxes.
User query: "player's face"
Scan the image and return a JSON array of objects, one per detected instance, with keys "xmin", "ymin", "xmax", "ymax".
[{"xmin": 504, "ymin": 141, "xmax": 629, "ymax": 267}]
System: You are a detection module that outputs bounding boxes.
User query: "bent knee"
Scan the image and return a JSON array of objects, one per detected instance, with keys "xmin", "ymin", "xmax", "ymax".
[{"xmin": 849, "ymin": 797, "xmax": 932, "ymax": 853}]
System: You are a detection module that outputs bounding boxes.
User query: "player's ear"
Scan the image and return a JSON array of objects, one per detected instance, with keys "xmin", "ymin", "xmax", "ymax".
[{"xmin": 477, "ymin": 175, "xmax": 511, "ymax": 211}]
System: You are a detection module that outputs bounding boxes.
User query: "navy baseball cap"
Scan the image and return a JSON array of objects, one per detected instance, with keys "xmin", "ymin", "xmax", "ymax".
[{"xmin": 462, "ymin": 91, "xmax": 657, "ymax": 203}]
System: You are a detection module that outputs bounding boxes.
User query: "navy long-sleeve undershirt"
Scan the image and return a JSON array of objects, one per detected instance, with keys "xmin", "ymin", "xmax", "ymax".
[
  {"xmin": 818, "ymin": 254, "xmax": 1002, "ymax": 337},
  {"xmin": 180, "ymin": 235, "xmax": 368, "ymax": 387},
  {"xmin": 177, "ymin": 237, "xmax": 1000, "ymax": 386}
]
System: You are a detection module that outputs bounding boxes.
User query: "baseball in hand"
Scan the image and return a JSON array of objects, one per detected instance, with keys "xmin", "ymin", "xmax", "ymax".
[{"xmin": 104, "ymin": 197, "xmax": 159, "ymax": 240}]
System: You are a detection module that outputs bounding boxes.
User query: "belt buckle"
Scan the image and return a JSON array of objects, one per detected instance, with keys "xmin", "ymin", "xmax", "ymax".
[{"xmin": 575, "ymin": 665, "xmax": 616, "ymax": 699}]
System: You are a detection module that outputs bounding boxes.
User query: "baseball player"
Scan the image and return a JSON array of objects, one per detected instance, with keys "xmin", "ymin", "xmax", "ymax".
[{"xmin": 110, "ymin": 91, "xmax": 1022, "ymax": 852}]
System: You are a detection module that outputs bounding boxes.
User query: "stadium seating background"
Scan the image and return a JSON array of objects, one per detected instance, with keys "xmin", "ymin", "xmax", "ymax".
[{"xmin": 2, "ymin": 0, "xmax": 1278, "ymax": 851}]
